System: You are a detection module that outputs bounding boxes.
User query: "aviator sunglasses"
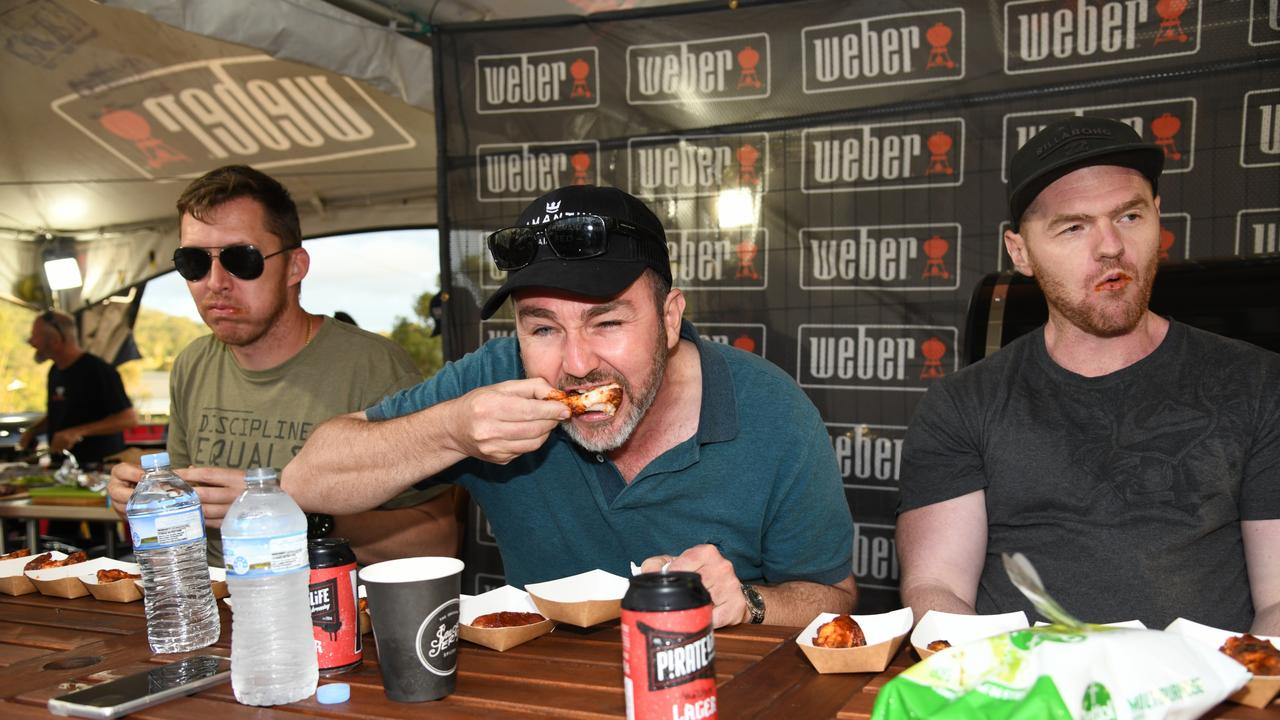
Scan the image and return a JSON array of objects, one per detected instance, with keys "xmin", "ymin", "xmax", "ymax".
[
  {"xmin": 172, "ymin": 244, "xmax": 297, "ymax": 282},
  {"xmin": 487, "ymin": 214, "xmax": 658, "ymax": 272}
]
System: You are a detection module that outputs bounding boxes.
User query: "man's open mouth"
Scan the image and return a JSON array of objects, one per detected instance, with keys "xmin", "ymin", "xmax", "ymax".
[{"xmin": 1094, "ymin": 272, "xmax": 1132, "ymax": 292}]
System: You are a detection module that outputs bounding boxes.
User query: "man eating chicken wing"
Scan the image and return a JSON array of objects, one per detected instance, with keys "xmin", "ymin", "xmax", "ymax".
[{"xmin": 284, "ymin": 185, "xmax": 856, "ymax": 628}]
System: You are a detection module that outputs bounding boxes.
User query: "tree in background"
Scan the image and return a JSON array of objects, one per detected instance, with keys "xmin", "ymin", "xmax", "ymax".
[
  {"xmin": 0, "ymin": 304, "xmax": 44, "ymax": 412},
  {"xmin": 390, "ymin": 290, "xmax": 444, "ymax": 379}
]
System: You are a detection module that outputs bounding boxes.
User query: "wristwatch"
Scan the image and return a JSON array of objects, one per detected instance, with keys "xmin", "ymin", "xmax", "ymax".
[{"xmin": 740, "ymin": 583, "xmax": 765, "ymax": 624}]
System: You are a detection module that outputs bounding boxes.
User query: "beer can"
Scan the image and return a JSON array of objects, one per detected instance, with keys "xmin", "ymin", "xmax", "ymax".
[
  {"xmin": 308, "ymin": 537, "xmax": 363, "ymax": 675},
  {"xmin": 621, "ymin": 572, "xmax": 716, "ymax": 720}
]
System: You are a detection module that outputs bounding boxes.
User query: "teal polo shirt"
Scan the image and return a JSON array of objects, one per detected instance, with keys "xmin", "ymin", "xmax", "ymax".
[{"xmin": 368, "ymin": 320, "xmax": 854, "ymax": 589}]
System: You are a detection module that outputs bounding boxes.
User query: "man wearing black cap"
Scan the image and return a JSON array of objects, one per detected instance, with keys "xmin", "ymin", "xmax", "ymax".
[
  {"xmin": 895, "ymin": 117, "xmax": 1280, "ymax": 633},
  {"xmin": 285, "ymin": 185, "xmax": 857, "ymax": 628}
]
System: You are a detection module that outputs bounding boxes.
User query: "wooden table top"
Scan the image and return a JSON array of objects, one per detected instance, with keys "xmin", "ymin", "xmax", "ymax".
[
  {"xmin": 0, "ymin": 593, "xmax": 1274, "ymax": 719},
  {"xmin": 0, "ymin": 499, "xmax": 118, "ymax": 522}
]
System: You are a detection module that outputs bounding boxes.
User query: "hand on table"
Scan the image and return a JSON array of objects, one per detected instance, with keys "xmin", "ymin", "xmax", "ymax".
[
  {"xmin": 641, "ymin": 544, "xmax": 748, "ymax": 628},
  {"xmin": 445, "ymin": 378, "xmax": 570, "ymax": 465}
]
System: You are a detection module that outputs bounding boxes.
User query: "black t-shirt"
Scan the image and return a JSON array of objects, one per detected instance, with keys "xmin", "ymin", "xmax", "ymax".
[
  {"xmin": 899, "ymin": 320, "xmax": 1280, "ymax": 631},
  {"xmin": 46, "ymin": 353, "xmax": 132, "ymax": 465}
]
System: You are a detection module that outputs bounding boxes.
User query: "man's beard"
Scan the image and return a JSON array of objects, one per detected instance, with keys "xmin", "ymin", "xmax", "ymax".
[
  {"xmin": 560, "ymin": 326, "xmax": 669, "ymax": 453},
  {"xmin": 1034, "ymin": 255, "xmax": 1157, "ymax": 338},
  {"xmin": 200, "ymin": 291, "xmax": 288, "ymax": 348}
]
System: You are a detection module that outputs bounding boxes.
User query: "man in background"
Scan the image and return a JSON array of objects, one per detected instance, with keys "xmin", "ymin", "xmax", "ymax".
[
  {"xmin": 19, "ymin": 309, "xmax": 137, "ymax": 465},
  {"xmin": 107, "ymin": 165, "xmax": 457, "ymax": 566}
]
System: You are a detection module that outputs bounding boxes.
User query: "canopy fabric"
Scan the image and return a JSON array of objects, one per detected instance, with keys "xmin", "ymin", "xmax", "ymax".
[{"xmin": 1, "ymin": 0, "xmax": 436, "ymax": 311}]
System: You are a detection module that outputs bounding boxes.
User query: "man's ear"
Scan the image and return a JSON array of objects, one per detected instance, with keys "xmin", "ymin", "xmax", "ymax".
[
  {"xmin": 287, "ymin": 246, "xmax": 310, "ymax": 287},
  {"xmin": 1004, "ymin": 228, "xmax": 1034, "ymax": 277},
  {"xmin": 663, "ymin": 288, "xmax": 685, "ymax": 350}
]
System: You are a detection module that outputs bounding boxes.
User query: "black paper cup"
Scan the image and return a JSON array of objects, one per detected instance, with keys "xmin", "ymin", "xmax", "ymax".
[{"xmin": 359, "ymin": 557, "xmax": 465, "ymax": 702}]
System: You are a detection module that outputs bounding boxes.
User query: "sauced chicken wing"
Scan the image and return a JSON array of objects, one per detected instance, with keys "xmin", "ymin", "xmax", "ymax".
[
  {"xmin": 812, "ymin": 615, "xmax": 867, "ymax": 648},
  {"xmin": 1221, "ymin": 633, "xmax": 1280, "ymax": 676},
  {"xmin": 546, "ymin": 384, "xmax": 623, "ymax": 416}
]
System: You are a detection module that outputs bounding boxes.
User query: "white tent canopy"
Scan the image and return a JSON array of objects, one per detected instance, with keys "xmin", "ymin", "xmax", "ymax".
[{"xmin": 2, "ymin": 0, "xmax": 689, "ymax": 315}]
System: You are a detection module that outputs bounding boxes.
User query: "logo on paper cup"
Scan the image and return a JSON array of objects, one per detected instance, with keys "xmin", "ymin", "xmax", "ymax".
[{"xmin": 415, "ymin": 598, "xmax": 460, "ymax": 676}]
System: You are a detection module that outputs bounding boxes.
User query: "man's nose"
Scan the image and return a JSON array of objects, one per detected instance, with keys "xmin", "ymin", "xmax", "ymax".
[
  {"xmin": 203, "ymin": 254, "xmax": 235, "ymax": 290},
  {"xmin": 1094, "ymin": 220, "xmax": 1125, "ymax": 259},
  {"xmin": 561, "ymin": 331, "xmax": 599, "ymax": 379}
]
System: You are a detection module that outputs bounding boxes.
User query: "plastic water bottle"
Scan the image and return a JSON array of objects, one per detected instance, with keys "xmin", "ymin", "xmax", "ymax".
[
  {"xmin": 223, "ymin": 467, "xmax": 318, "ymax": 706},
  {"xmin": 126, "ymin": 452, "xmax": 221, "ymax": 653}
]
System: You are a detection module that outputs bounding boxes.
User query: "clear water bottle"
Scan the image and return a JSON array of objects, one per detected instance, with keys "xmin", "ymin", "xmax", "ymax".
[
  {"xmin": 126, "ymin": 452, "xmax": 221, "ymax": 653},
  {"xmin": 223, "ymin": 467, "xmax": 318, "ymax": 706}
]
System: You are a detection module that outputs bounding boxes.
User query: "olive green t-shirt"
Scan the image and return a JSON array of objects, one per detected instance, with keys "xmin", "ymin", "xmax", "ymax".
[{"xmin": 167, "ymin": 316, "xmax": 422, "ymax": 565}]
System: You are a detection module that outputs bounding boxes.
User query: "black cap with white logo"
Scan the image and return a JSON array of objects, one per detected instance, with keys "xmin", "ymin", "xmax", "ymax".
[
  {"xmin": 480, "ymin": 185, "xmax": 672, "ymax": 320},
  {"xmin": 1008, "ymin": 116, "xmax": 1164, "ymax": 231}
]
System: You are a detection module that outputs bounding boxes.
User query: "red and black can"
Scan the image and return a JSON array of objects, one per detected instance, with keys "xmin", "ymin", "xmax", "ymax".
[
  {"xmin": 308, "ymin": 537, "xmax": 362, "ymax": 675},
  {"xmin": 621, "ymin": 572, "xmax": 716, "ymax": 720}
]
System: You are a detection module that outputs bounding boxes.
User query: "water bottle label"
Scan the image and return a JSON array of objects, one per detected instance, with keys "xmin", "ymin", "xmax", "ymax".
[
  {"xmin": 223, "ymin": 531, "xmax": 308, "ymax": 577},
  {"xmin": 129, "ymin": 506, "xmax": 206, "ymax": 550}
]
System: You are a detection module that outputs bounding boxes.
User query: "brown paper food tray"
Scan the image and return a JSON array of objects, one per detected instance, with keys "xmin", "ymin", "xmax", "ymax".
[
  {"xmin": 30, "ymin": 574, "xmax": 90, "ymax": 599},
  {"xmin": 1229, "ymin": 674, "xmax": 1280, "ymax": 709},
  {"xmin": 460, "ymin": 618, "xmax": 555, "ymax": 652},
  {"xmin": 528, "ymin": 595, "xmax": 620, "ymax": 628},
  {"xmin": 85, "ymin": 577, "xmax": 143, "ymax": 603},
  {"xmin": 800, "ymin": 631, "xmax": 909, "ymax": 674},
  {"xmin": 0, "ymin": 574, "xmax": 37, "ymax": 596}
]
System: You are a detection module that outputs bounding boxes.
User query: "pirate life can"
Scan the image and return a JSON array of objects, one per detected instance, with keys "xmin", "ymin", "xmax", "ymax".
[
  {"xmin": 308, "ymin": 537, "xmax": 363, "ymax": 675},
  {"xmin": 621, "ymin": 572, "xmax": 717, "ymax": 720}
]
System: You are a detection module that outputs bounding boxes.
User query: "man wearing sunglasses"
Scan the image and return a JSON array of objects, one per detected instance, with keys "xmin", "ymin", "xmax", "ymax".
[
  {"xmin": 107, "ymin": 165, "xmax": 458, "ymax": 567},
  {"xmin": 18, "ymin": 309, "xmax": 137, "ymax": 463},
  {"xmin": 285, "ymin": 185, "xmax": 856, "ymax": 628}
]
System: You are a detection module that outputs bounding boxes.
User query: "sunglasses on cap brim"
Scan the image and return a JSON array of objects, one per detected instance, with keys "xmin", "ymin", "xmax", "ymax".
[
  {"xmin": 486, "ymin": 214, "xmax": 659, "ymax": 272},
  {"xmin": 172, "ymin": 244, "xmax": 296, "ymax": 281}
]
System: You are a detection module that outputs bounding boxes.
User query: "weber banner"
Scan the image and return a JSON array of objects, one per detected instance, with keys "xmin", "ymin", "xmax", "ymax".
[{"xmin": 434, "ymin": 0, "xmax": 1280, "ymax": 611}]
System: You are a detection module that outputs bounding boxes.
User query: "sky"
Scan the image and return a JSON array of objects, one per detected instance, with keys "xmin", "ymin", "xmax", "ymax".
[{"xmin": 141, "ymin": 229, "xmax": 441, "ymax": 333}]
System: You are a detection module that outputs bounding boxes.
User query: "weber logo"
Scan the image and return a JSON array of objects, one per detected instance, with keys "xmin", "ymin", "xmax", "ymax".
[
  {"xmin": 852, "ymin": 523, "xmax": 899, "ymax": 589},
  {"xmin": 628, "ymin": 133, "xmax": 768, "ymax": 198},
  {"xmin": 1004, "ymin": 0, "xmax": 1201, "ymax": 74},
  {"xmin": 828, "ymin": 423, "xmax": 905, "ymax": 492},
  {"xmin": 1249, "ymin": 0, "xmax": 1280, "ymax": 45},
  {"xmin": 995, "ymin": 212, "xmax": 1191, "ymax": 271},
  {"xmin": 797, "ymin": 325, "xmax": 958, "ymax": 391},
  {"xmin": 698, "ymin": 323, "xmax": 767, "ymax": 357},
  {"xmin": 627, "ymin": 33, "xmax": 769, "ymax": 105},
  {"xmin": 1002, "ymin": 98, "xmax": 1196, "ymax": 182},
  {"xmin": 802, "ymin": 119, "xmax": 963, "ymax": 193},
  {"xmin": 479, "ymin": 320, "xmax": 515, "ymax": 341},
  {"xmin": 668, "ymin": 228, "xmax": 768, "ymax": 290},
  {"xmin": 475, "ymin": 47, "xmax": 598, "ymax": 114},
  {"xmin": 803, "ymin": 8, "xmax": 965, "ymax": 94},
  {"xmin": 1235, "ymin": 208, "xmax": 1280, "ymax": 256},
  {"xmin": 1241, "ymin": 89, "xmax": 1280, "ymax": 167},
  {"xmin": 476, "ymin": 141, "xmax": 599, "ymax": 202},
  {"xmin": 800, "ymin": 223, "xmax": 961, "ymax": 291},
  {"xmin": 51, "ymin": 56, "xmax": 415, "ymax": 179}
]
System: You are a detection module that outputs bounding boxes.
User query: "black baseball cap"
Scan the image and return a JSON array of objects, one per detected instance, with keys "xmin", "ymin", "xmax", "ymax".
[
  {"xmin": 480, "ymin": 185, "xmax": 672, "ymax": 320},
  {"xmin": 1008, "ymin": 116, "xmax": 1164, "ymax": 231}
]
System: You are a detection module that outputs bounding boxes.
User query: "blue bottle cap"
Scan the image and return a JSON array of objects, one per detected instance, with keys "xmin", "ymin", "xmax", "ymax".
[
  {"xmin": 316, "ymin": 683, "xmax": 350, "ymax": 704},
  {"xmin": 140, "ymin": 452, "xmax": 170, "ymax": 470}
]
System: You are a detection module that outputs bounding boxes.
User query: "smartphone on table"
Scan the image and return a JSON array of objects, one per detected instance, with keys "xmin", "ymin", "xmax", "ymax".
[{"xmin": 47, "ymin": 655, "xmax": 231, "ymax": 719}]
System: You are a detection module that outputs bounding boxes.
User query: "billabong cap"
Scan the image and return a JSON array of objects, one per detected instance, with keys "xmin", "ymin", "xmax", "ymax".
[
  {"xmin": 1008, "ymin": 116, "xmax": 1164, "ymax": 231},
  {"xmin": 480, "ymin": 185, "xmax": 672, "ymax": 320}
]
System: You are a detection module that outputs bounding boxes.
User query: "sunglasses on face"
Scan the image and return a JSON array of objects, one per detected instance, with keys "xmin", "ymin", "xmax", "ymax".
[
  {"xmin": 172, "ymin": 244, "xmax": 295, "ymax": 282},
  {"xmin": 486, "ymin": 214, "xmax": 658, "ymax": 272}
]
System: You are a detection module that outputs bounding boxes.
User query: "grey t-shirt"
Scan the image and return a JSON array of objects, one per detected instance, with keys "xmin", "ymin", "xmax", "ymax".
[{"xmin": 899, "ymin": 320, "xmax": 1280, "ymax": 631}]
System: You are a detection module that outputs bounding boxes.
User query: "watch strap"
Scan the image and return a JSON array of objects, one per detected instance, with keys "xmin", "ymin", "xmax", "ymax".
[{"xmin": 740, "ymin": 582, "xmax": 765, "ymax": 624}]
